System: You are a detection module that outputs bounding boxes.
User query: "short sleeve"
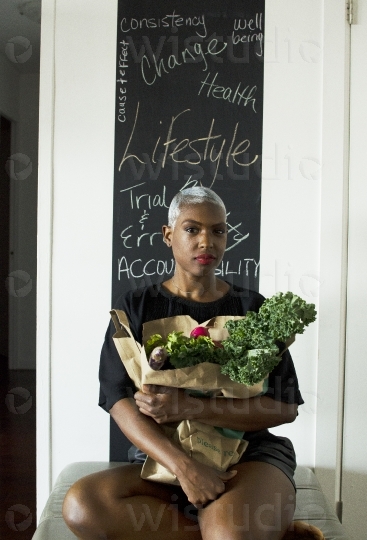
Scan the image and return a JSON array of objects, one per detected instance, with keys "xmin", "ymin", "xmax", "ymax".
[
  {"xmin": 263, "ymin": 349, "xmax": 304, "ymax": 405},
  {"xmin": 98, "ymin": 289, "xmax": 145, "ymax": 412},
  {"xmin": 98, "ymin": 319, "xmax": 137, "ymax": 412}
]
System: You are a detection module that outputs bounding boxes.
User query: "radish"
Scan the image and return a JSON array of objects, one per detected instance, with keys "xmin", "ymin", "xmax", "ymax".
[{"xmin": 190, "ymin": 326, "xmax": 210, "ymax": 338}]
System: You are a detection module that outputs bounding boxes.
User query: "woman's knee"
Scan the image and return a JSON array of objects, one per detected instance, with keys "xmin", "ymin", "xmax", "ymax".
[
  {"xmin": 61, "ymin": 466, "xmax": 149, "ymax": 534},
  {"xmin": 62, "ymin": 477, "xmax": 100, "ymax": 532}
]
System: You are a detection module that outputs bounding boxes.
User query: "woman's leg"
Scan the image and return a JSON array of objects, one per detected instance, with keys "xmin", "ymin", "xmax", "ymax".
[
  {"xmin": 199, "ymin": 462, "xmax": 295, "ymax": 540},
  {"xmin": 62, "ymin": 464, "xmax": 202, "ymax": 540}
]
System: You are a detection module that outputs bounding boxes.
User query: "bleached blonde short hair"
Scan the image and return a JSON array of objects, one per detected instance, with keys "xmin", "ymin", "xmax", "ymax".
[{"xmin": 168, "ymin": 187, "xmax": 226, "ymax": 228}]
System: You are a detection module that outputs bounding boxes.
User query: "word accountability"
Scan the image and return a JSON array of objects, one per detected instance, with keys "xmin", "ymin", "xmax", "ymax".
[
  {"xmin": 117, "ymin": 256, "xmax": 259, "ymax": 281},
  {"xmin": 119, "ymin": 103, "xmax": 258, "ymax": 184}
]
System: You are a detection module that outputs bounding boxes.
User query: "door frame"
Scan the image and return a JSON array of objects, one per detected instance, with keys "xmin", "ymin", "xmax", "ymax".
[
  {"xmin": 315, "ymin": 0, "xmax": 351, "ymax": 512},
  {"xmin": 36, "ymin": 0, "xmax": 56, "ymax": 518}
]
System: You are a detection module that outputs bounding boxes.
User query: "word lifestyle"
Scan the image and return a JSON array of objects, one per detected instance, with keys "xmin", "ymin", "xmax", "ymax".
[{"xmin": 118, "ymin": 103, "xmax": 259, "ymax": 184}]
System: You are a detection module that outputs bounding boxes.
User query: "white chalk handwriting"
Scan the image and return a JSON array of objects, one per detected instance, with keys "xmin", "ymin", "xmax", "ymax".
[
  {"xmin": 120, "ymin": 12, "xmax": 207, "ymax": 39},
  {"xmin": 118, "ymin": 102, "xmax": 258, "ymax": 185}
]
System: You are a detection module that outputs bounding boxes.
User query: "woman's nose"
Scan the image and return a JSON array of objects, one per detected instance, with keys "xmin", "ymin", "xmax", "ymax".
[{"xmin": 198, "ymin": 230, "xmax": 213, "ymax": 248}]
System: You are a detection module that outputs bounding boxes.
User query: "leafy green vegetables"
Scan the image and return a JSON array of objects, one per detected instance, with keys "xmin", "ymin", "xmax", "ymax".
[
  {"xmin": 145, "ymin": 292, "xmax": 317, "ymax": 386},
  {"xmin": 146, "ymin": 332, "xmax": 221, "ymax": 368}
]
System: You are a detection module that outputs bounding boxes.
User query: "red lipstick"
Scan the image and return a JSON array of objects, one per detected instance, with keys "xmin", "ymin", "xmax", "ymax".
[{"xmin": 195, "ymin": 254, "xmax": 216, "ymax": 265}]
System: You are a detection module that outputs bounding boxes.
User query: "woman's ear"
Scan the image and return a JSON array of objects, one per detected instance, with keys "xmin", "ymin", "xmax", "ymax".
[{"xmin": 162, "ymin": 225, "xmax": 172, "ymax": 247}]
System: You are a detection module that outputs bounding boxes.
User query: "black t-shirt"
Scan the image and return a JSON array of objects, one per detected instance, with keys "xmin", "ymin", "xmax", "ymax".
[{"xmin": 99, "ymin": 283, "xmax": 304, "ymax": 413}]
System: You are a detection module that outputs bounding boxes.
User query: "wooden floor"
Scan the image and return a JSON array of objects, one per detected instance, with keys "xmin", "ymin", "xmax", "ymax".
[{"xmin": 0, "ymin": 365, "xmax": 36, "ymax": 539}]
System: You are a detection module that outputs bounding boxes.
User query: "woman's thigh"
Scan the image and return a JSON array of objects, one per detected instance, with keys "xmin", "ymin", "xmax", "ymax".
[
  {"xmin": 63, "ymin": 464, "xmax": 201, "ymax": 539},
  {"xmin": 66, "ymin": 463, "xmax": 182, "ymax": 501},
  {"xmin": 198, "ymin": 461, "xmax": 296, "ymax": 540}
]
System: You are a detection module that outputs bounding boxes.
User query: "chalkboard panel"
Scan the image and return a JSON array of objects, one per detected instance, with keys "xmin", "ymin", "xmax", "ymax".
[
  {"xmin": 110, "ymin": 0, "xmax": 265, "ymax": 460},
  {"xmin": 112, "ymin": 0, "xmax": 265, "ymax": 304}
]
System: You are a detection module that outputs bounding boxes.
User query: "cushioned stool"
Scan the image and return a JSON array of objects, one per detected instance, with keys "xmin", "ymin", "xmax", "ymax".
[{"xmin": 31, "ymin": 463, "xmax": 348, "ymax": 539}]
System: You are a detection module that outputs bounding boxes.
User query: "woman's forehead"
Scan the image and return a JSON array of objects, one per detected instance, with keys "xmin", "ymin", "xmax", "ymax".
[{"xmin": 176, "ymin": 202, "xmax": 226, "ymax": 223}]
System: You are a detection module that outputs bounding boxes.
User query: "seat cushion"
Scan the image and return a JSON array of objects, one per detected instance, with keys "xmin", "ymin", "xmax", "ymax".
[
  {"xmin": 32, "ymin": 463, "xmax": 348, "ymax": 540},
  {"xmin": 293, "ymin": 467, "xmax": 348, "ymax": 539}
]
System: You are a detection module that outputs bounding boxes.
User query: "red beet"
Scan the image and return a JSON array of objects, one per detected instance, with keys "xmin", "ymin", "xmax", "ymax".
[{"xmin": 190, "ymin": 326, "xmax": 210, "ymax": 338}]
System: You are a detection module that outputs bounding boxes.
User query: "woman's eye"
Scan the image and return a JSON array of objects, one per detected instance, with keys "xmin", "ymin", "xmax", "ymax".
[
  {"xmin": 185, "ymin": 227, "xmax": 198, "ymax": 234},
  {"xmin": 215, "ymin": 229, "xmax": 227, "ymax": 235}
]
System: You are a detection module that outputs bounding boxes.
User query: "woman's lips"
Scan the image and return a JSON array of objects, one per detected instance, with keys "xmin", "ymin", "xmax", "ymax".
[{"xmin": 195, "ymin": 255, "xmax": 216, "ymax": 265}]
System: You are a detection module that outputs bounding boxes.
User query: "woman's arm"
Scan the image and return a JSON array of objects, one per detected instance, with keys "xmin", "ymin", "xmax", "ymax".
[
  {"xmin": 134, "ymin": 385, "xmax": 298, "ymax": 431},
  {"xmin": 110, "ymin": 397, "xmax": 237, "ymax": 505}
]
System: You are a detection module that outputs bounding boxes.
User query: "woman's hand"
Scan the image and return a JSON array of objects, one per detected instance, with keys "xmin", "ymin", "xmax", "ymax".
[
  {"xmin": 134, "ymin": 384, "xmax": 203, "ymax": 423},
  {"xmin": 175, "ymin": 460, "xmax": 237, "ymax": 507}
]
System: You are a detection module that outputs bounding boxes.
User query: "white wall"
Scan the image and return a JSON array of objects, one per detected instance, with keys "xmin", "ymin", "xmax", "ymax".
[
  {"xmin": 51, "ymin": 0, "xmax": 117, "ymax": 471},
  {"xmin": 260, "ymin": 0, "xmax": 322, "ymax": 469},
  {"xmin": 37, "ymin": 0, "xmax": 118, "ymax": 512}
]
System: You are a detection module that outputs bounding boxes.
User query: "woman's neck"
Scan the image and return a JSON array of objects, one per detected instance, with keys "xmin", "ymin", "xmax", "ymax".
[{"xmin": 163, "ymin": 276, "xmax": 230, "ymax": 302}]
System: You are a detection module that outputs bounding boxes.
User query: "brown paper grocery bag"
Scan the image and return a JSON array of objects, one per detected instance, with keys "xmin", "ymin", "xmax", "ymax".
[
  {"xmin": 140, "ymin": 420, "xmax": 249, "ymax": 484},
  {"xmin": 110, "ymin": 310, "xmax": 268, "ymax": 484},
  {"xmin": 110, "ymin": 310, "xmax": 267, "ymax": 398}
]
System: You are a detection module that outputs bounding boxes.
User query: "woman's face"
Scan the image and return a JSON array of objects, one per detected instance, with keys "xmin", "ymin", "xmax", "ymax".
[{"xmin": 163, "ymin": 202, "xmax": 227, "ymax": 278}]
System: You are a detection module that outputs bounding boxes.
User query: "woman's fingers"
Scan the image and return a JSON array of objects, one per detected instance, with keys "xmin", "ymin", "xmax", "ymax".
[{"xmin": 220, "ymin": 469, "xmax": 238, "ymax": 482}]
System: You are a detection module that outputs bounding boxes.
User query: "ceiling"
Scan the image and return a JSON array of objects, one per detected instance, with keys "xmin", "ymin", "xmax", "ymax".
[{"xmin": 0, "ymin": 0, "xmax": 41, "ymax": 74}]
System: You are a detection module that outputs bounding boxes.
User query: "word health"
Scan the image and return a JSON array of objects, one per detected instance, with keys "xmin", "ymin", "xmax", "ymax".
[{"xmin": 198, "ymin": 72, "xmax": 257, "ymax": 112}]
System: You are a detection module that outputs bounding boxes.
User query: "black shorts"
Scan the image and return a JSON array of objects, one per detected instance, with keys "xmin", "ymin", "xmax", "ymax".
[
  {"xmin": 129, "ymin": 428, "xmax": 297, "ymax": 492},
  {"xmin": 237, "ymin": 430, "xmax": 297, "ymax": 491}
]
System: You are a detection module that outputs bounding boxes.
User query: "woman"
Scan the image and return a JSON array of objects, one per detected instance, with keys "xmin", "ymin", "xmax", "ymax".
[{"xmin": 63, "ymin": 187, "xmax": 304, "ymax": 540}]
